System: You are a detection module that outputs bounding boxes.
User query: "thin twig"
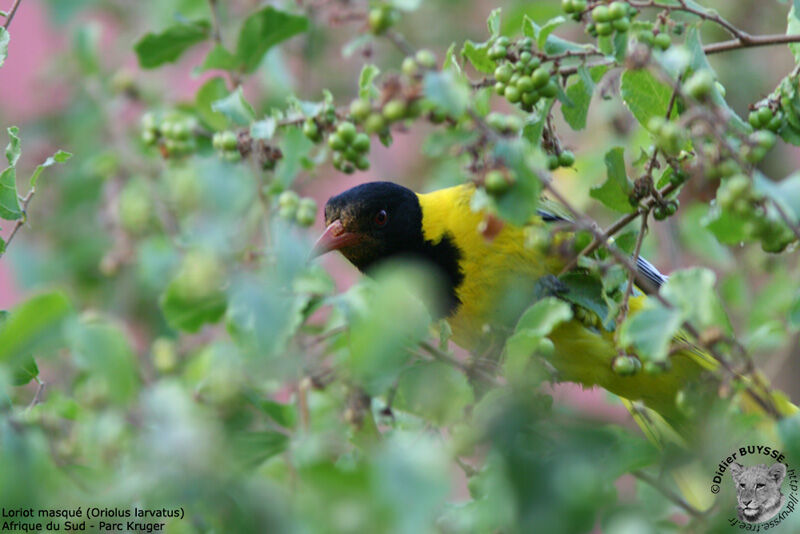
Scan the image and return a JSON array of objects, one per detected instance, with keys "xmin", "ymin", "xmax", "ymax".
[
  {"xmin": 385, "ymin": 29, "xmax": 415, "ymax": 56},
  {"xmin": 2, "ymin": 0, "xmax": 23, "ymax": 30},
  {"xmin": 0, "ymin": 188, "xmax": 34, "ymax": 259},
  {"xmin": 629, "ymin": 0, "xmax": 747, "ymax": 40},
  {"xmin": 618, "ymin": 211, "xmax": 649, "ymax": 326},
  {"xmin": 27, "ymin": 377, "xmax": 45, "ymax": 410}
]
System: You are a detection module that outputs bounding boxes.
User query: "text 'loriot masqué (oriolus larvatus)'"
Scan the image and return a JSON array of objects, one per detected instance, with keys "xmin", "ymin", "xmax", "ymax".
[{"xmin": 311, "ymin": 181, "xmax": 797, "ymax": 440}]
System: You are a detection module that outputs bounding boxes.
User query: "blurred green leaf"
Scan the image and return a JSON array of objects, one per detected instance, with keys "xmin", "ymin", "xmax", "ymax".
[
  {"xmin": 199, "ymin": 44, "xmax": 239, "ymax": 72},
  {"xmin": 233, "ymin": 431, "xmax": 289, "ymax": 469},
  {"xmin": 358, "ymin": 64, "xmax": 380, "ymax": 100},
  {"xmin": 6, "ymin": 126, "xmax": 20, "ymax": 167},
  {"xmin": 487, "ymin": 8, "xmax": 501, "ymax": 37},
  {"xmin": 0, "ymin": 292, "xmax": 72, "ymax": 367},
  {"xmin": 537, "ymin": 16, "xmax": 566, "ymax": 50},
  {"xmin": 72, "ymin": 22, "xmax": 100, "ymax": 74},
  {"xmin": 619, "ymin": 304, "xmax": 683, "ymax": 362},
  {"xmin": 621, "ymin": 69, "xmax": 675, "ymax": 129},
  {"xmin": 0, "ymin": 27, "xmax": 8, "ymax": 68},
  {"xmin": 514, "ymin": 297, "xmax": 573, "ymax": 337},
  {"xmin": 276, "ymin": 126, "xmax": 313, "ymax": 188},
  {"xmin": 11, "ymin": 356, "xmax": 38, "ymax": 386},
  {"xmin": 0, "ymin": 168, "xmax": 20, "ymax": 221},
  {"xmin": 492, "ymin": 139, "xmax": 542, "ymax": 225},
  {"xmin": 561, "ymin": 66, "xmax": 608, "ymax": 130},
  {"xmin": 789, "ymin": 292, "xmax": 800, "ymax": 329},
  {"xmin": 590, "ymin": 147, "xmax": 634, "ymax": 213},
  {"xmin": 235, "ymin": 6, "xmax": 308, "ymax": 73},
  {"xmin": 423, "ymin": 71, "xmax": 469, "ymax": 118},
  {"xmin": 395, "ymin": 362, "xmax": 473, "ymax": 425},
  {"xmin": 789, "ymin": 6, "xmax": 800, "ymax": 62},
  {"xmin": 211, "ymin": 86, "xmax": 256, "ymax": 125},
  {"xmin": 661, "ymin": 268, "xmax": 728, "ymax": 330},
  {"xmin": 461, "ymin": 40, "xmax": 495, "ymax": 74},
  {"xmin": 196, "ymin": 76, "xmax": 230, "ymax": 130},
  {"xmin": 29, "ymin": 150, "xmax": 72, "ymax": 187},
  {"xmin": 134, "ymin": 20, "xmax": 210, "ymax": 69},
  {"xmin": 523, "ymin": 99, "xmax": 554, "ymax": 145},
  {"xmin": 160, "ymin": 283, "xmax": 227, "ymax": 333}
]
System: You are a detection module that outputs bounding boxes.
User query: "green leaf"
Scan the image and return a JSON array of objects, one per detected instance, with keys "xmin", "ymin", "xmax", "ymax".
[
  {"xmin": 561, "ymin": 65, "xmax": 608, "ymax": 130},
  {"xmin": 394, "ymin": 362, "xmax": 474, "ymax": 425},
  {"xmin": 0, "ymin": 167, "xmax": 21, "ymax": 220},
  {"xmin": 358, "ymin": 64, "xmax": 380, "ymax": 100},
  {"xmin": 195, "ymin": 76, "xmax": 230, "ymax": 131},
  {"xmin": 423, "ymin": 71, "xmax": 469, "ymax": 118},
  {"xmin": 788, "ymin": 292, "xmax": 800, "ymax": 329},
  {"xmin": 0, "ymin": 292, "xmax": 72, "ymax": 367},
  {"xmin": 0, "ymin": 28, "xmax": 8, "ymax": 69},
  {"xmin": 523, "ymin": 14, "xmax": 585, "ymax": 54},
  {"xmin": 523, "ymin": 99, "xmax": 554, "ymax": 145},
  {"xmin": 6, "ymin": 126, "xmax": 20, "ymax": 167},
  {"xmin": 621, "ymin": 69, "xmax": 675, "ymax": 129},
  {"xmin": 661, "ymin": 267, "xmax": 730, "ymax": 331},
  {"xmin": 211, "ymin": 86, "xmax": 256, "ymax": 125},
  {"xmin": 461, "ymin": 40, "xmax": 496, "ymax": 74},
  {"xmin": 235, "ymin": 6, "xmax": 308, "ymax": 73},
  {"xmin": 487, "ymin": 8, "xmax": 501, "ymax": 37},
  {"xmin": 160, "ymin": 283, "xmax": 227, "ymax": 333},
  {"xmin": 29, "ymin": 150, "xmax": 72, "ymax": 187},
  {"xmin": 514, "ymin": 297, "xmax": 574, "ymax": 337},
  {"xmin": 73, "ymin": 22, "xmax": 101, "ymax": 74},
  {"xmin": 618, "ymin": 304, "xmax": 683, "ymax": 362},
  {"xmin": 232, "ymin": 431, "xmax": 289, "ymax": 469},
  {"xmin": 134, "ymin": 20, "xmax": 210, "ymax": 69},
  {"xmin": 67, "ymin": 320, "xmax": 140, "ymax": 404},
  {"xmin": 492, "ymin": 139, "xmax": 542, "ymax": 225},
  {"xmin": 537, "ymin": 16, "xmax": 566, "ymax": 51},
  {"xmin": 558, "ymin": 272, "xmax": 615, "ymax": 329},
  {"xmin": 684, "ymin": 27, "xmax": 748, "ymax": 133},
  {"xmin": 275, "ymin": 126, "xmax": 314, "ymax": 188},
  {"xmin": 789, "ymin": 6, "xmax": 800, "ymax": 62},
  {"xmin": 11, "ymin": 356, "xmax": 38, "ymax": 386},
  {"xmin": 250, "ymin": 118, "xmax": 277, "ymax": 140},
  {"xmin": 590, "ymin": 147, "xmax": 634, "ymax": 213},
  {"xmin": 199, "ymin": 44, "xmax": 239, "ymax": 72}
]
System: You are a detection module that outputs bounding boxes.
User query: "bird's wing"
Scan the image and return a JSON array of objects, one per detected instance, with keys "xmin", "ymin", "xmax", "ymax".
[{"xmin": 536, "ymin": 204, "xmax": 667, "ymax": 293}]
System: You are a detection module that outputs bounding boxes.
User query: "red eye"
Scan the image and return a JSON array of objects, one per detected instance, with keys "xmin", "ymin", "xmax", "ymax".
[{"xmin": 375, "ymin": 210, "xmax": 388, "ymax": 226}]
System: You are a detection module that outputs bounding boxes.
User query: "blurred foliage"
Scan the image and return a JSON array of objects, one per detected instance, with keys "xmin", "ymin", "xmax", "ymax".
[{"xmin": 1, "ymin": 0, "xmax": 800, "ymax": 533}]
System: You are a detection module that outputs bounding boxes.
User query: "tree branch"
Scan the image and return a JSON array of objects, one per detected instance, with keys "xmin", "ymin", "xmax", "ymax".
[{"xmin": 2, "ymin": 0, "xmax": 23, "ymax": 30}]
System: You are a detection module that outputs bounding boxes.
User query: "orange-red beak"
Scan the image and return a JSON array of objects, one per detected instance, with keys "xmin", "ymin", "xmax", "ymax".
[{"xmin": 311, "ymin": 220, "xmax": 362, "ymax": 258}]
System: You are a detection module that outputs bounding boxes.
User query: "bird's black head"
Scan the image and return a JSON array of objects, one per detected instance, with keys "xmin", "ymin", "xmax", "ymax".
[{"xmin": 313, "ymin": 181, "xmax": 424, "ymax": 271}]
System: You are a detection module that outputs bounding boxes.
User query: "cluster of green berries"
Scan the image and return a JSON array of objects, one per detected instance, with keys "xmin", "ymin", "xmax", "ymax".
[
  {"xmin": 585, "ymin": 1, "xmax": 635, "ymax": 37},
  {"xmin": 636, "ymin": 28, "xmax": 672, "ymax": 50},
  {"xmin": 278, "ymin": 190, "xmax": 317, "ymax": 227},
  {"xmin": 347, "ymin": 98, "xmax": 386, "ymax": 135},
  {"xmin": 716, "ymin": 174, "xmax": 795, "ymax": 252},
  {"xmin": 328, "ymin": 122, "xmax": 371, "ymax": 174},
  {"xmin": 652, "ymin": 199, "xmax": 679, "ymax": 221},
  {"xmin": 368, "ymin": 4, "xmax": 399, "ymax": 35},
  {"xmin": 647, "ymin": 117, "xmax": 685, "ymax": 155},
  {"xmin": 492, "ymin": 39, "xmax": 559, "ymax": 113},
  {"xmin": 141, "ymin": 113, "xmax": 197, "ymax": 156},
  {"xmin": 613, "ymin": 354, "xmax": 670, "ymax": 376},
  {"xmin": 561, "ymin": 0, "xmax": 588, "ymax": 19},
  {"xmin": 748, "ymin": 106, "xmax": 784, "ymax": 133},
  {"xmin": 547, "ymin": 150, "xmax": 575, "ymax": 170},
  {"xmin": 401, "ymin": 49, "xmax": 437, "ymax": 78},
  {"xmin": 211, "ymin": 130, "xmax": 241, "ymax": 162},
  {"xmin": 742, "ymin": 129, "xmax": 777, "ymax": 164},
  {"xmin": 486, "ymin": 112, "xmax": 523, "ymax": 135}
]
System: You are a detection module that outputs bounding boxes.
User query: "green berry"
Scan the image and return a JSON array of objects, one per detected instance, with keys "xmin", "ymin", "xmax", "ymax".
[
  {"xmin": 653, "ymin": 205, "xmax": 667, "ymax": 220},
  {"xmin": 752, "ymin": 130, "xmax": 776, "ymax": 150},
  {"xmin": 757, "ymin": 107, "xmax": 773, "ymax": 126},
  {"xmin": 496, "ymin": 36, "xmax": 510, "ymax": 47},
  {"xmin": 638, "ymin": 30, "xmax": 655, "ymax": 46},
  {"xmin": 352, "ymin": 133, "xmax": 370, "ymax": 153},
  {"xmin": 596, "ymin": 22, "xmax": 613, "ymax": 36},
  {"xmin": 494, "ymin": 64, "xmax": 513, "ymax": 83},
  {"xmin": 494, "ymin": 81, "xmax": 506, "ymax": 95},
  {"xmin": 415, "ymin": 49, "xmax": 436, "ymax": 69},
  {"xmin": 364, "ymin": 113, "xmax": 387, "ymax": 134},
  {"xmin": 485, "ymin": 170, "xmax": 510, "ymax": 195},
  {"xmin": 521, "ymin": 91, "xmax": 539, "ymax": 106},
  {"xmin": 343, "ymin": 147, "xmax": 360, "ymax": 162},
  {"xmin": 531, "ymin": 67, "xmax": 550, "ymax": 88},
  {"xmin": 303, "ymin": 118, "xmax": 322, "ymax": 142},
  {"xmin": 609, "ymin": 1, "xmax": 628, "ymax": 20},
  {"xmin": 547, "ymin": 155, "xmax": 560, "ymax": 170},
  {"xmin": 142, "ymin": 129, "xmax": 157, "ymax": 146},
  {"xmin": 383, "ymin": 99, "xmax": 407, "ymax": 121},
  {"xmin": 665, "ymin": 200, "xmax": 678, "ymax": 217},
  {"xmin": 573, "ymin": 0, "xmax": 587, "ymax": 11},
  {"xmin": 336, "ymin": 121, "xmax": 357, "ymax": 143},
  {"xmin": 355, "ymin": 155, "xmax": 370, "ymax": 171},
  {"xmin": 685, "ymin": 70, "xmax": 714, "ymax": 100},
  {"xmin": 516, "ymin": 75, "xmax": 535, "ymax": 93},
  {"xmin": 220, "ymin": 130, "xmax": 238, "ymax": 151},
  {"xmin": 488, "ymin": 45, "xmax": 507, "ymax": 60},
  {"xmin": 592, "ymin": 5, "xmax": 611, "ymax": 22},
  {"xmin": 296, "ymin": 206, "xmax": 316, "ymax": 227},
  {"xmin": 278, "ymin": 190, "xmax": 300, "ymax": 210},
  {"xmin": 540, "ymin": 80, "xmax": 559, "ymax": 98},
  {"xmin": 612, "ymin": 17, "xmax": 630, "ymax": 32},
  {"xmin": 402, "ymin": 56, "xmax": 419, "ymax": 77},
  {"xmin": 519, "ymin": 51, "xmax": 533, "ymax": 64},
  {"xmin": 519, "ymin": 37, "xmax": 533, "ymax": 50},
  {"xmin": 562, "ymin": 0, "xmax": 575, "ymax": 13},
  {"xmin": 612, "ymin": 355, "xmax": 640, "ymax": 376},
  {"xmin": 328, "ymin": 133, "xmax": 347, "ymax": 151},
  {"xmin": 654, "ymin": 32, "xmax": 671, "ymax": 50},
  {"xmin": 223, "ymin": 149, "xmax": 240, "ymax": 162},
  {"xmin": 504, "ymin": 86, "xmax": 521, "ymax": 103},
  {"xmin": 748, "ymin": 110, "xmax": 762, "ymax": 129},
  {"xmin": 767, "ymin": 113, "xmax": 784, "ymax": 132},
  {"xmin": 368, "ymin": 6, "xmax": 396, "ymax": 35},
  {"xmin": 350, "ymin": 99, "xmax": 372, "ymax": 122},
  {"xmin": 558, "ymin": 150, "xmax": 575, "ymax": 167}
]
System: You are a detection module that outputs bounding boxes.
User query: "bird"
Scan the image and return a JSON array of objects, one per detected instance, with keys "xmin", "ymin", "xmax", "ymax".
[{"xmin": 312, "ymin": 181, "xmax": 795, "ymax": 432}]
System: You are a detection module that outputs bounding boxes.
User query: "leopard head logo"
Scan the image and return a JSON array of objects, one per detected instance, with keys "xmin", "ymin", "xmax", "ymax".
[{"xmin": 730, "ymin": 462, "xmax": 787, "ymax": 524}]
